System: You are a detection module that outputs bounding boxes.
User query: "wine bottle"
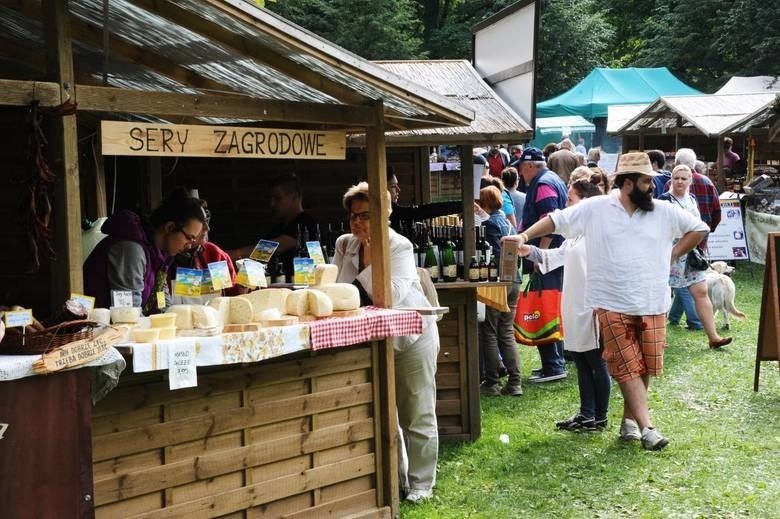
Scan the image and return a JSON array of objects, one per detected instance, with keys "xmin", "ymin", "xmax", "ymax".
[
  {"xmin": 296, "ymin": 224, "xmax": 309, "ymax": 258},
  {"xmin": 424, "ymin": 239, "xmax": 439, "ymax": 282},
  {"xmin": 326, "ymin": 223, "xmax": 336, "ymax": 263},
  {"xmin": 488, "ymin": 255, "xmax": 498, "ymax": 282},
  {"xmin": 468, "ymin": 256, "xmax": 480, "ymax": 282},
  {"xmin": 442, "ymin": 237, "xmax": 457, "ymax": 282},
  {"xmin": 454, "ymin": 226, "xmax": 464, "ymax": 279},
  {"xmin": 272, "ymin": 255, "xmax": 286, "ymax": 284},
  {"xmin": 479, "ymin": 254, "xmax": 488, "ymax": 282}
]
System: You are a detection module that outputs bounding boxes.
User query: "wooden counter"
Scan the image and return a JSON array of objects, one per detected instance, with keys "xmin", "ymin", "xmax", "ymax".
[{"xmin": 433, "ymin": 281, "xmax": 510, "ymax": 442}]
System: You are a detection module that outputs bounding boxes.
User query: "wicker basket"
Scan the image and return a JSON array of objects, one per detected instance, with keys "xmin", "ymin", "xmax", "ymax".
[{"xmin": 0, "ymin": 320, "xmax": 98, "ymax": 355}]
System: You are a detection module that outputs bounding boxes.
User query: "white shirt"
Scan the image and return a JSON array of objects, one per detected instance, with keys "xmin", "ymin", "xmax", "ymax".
[{"xmin": 549, "ymin": 191, "xmax": 709, "ymax": 315}]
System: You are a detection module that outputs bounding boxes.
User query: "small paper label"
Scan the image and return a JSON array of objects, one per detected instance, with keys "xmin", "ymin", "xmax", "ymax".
[
  {"xmin": 306, "ymin": 241, "xmax": 326, "ymax": 265},
  {"xmin": 157, "ymin": 291, "xmax": 166, "ymax": 309},
  {"xmin": 168, "ymin": 342, "xmax": 197, "ymax": 390},
  {"xmin": 293, "ymin": 257, "xmax": 316, "ymax": 285},
  {"xmin": 236, "ymin": 259, "xmax": 265, "ymax": 288},
  {"xmin": 207, "ymin": 261, "xmax": 233, "ymax": 290},
  {"xmin": 70, "ymin": 293, "xmax": 96, "ymax": 313},
  {"xmin": 3, "ymin": 310, "xmax": 32, "ymax": 328},
  {"xmin": 249, "ymin": 239, "xmax": 279, "ymax": 263},
  {"xmin": 111, "ymin": 290, "xmax": 133, "ymax": 308},
  {"xmin": 174, "ymin": 268, "xmax": 203, "ymax": 297}
]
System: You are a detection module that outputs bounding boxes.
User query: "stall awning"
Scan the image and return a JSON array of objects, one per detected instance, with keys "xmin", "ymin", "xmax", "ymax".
[
  {"xmin": 536, "ymin": 115, "xmax": 594, "ymax": 135},
  {"xmin": 0, "ymin": 0, "xmax": 473, "ymax": 131},
  {"xmin": 616, "ymin": 93, "xmax": 778, "ymax": 137},
  {"xmin": 606, "ymin": 104, "xmax": 648, "ymax": 134},
  {"xmin": 715, "ymin": 76, "xmax": 780, "ymax": 95}
]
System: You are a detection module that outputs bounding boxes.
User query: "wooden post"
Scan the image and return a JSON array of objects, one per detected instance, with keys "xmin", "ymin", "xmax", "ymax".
[
  {"xmin": 638, "ymin": 130, "xmax": 645, "ymax": 151},
  {"xmin": 716, "ymin": 135, "xmax": 726, "ymax": 192},
  {"xmin": 43, "ymin": 0, "xmax": 83, "ymax": 301},
  {"xmin": 420, "ymin": 146, "xmax": 432, "ymax": 203},
  {"xmin": 365, "ymin": 100, "xmax": 398, "ymax": 514},
  {"xmin": 461, "ymin": 145, "xmax": 476, "ymax": 272}
]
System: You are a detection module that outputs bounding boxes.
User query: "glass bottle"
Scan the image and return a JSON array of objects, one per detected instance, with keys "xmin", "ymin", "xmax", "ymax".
[
  {"xmin": 488, "ymin": 255, "xmax": 498, "ymax": 282},
  {"xmin": 468, "ymin": 256, "xmax": 480, "ymax": 282},
  {"xmin": 442, "ymin": 237, "xmax": 457, "ymax": 282},
  {"xmin": 424, "ymin": 239, "xmax": 439, "ymax": 283}
]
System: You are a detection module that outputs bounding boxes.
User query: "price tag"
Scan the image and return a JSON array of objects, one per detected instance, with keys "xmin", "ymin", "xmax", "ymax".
[
  {"xmin": 236, "ymin": 259, "xmax": 265, "ymax": 288},
  {"xmin": 111, "ymin": 290, "xmax": 133, "ymax": 308},
  {"xmin": 3, "ymin": 310, "xmax": 32, "ymax": 328},
  {"xmin": 307, "ymin": 241, "xmax": 326, "ymax": 265},
  {"xmin": 70, "ymin": 293, "xmax": 96, "ymax": 313},
  {"xmin": 157, "ymin": 291, "xmax": 166, "ymax": 309},
  {"xmin": 207, "ymin": 261, "xmax": 233, "ymax": 291},
  {"xmin": 249, "ymin": 239, "xmax": 279, "ymax": 263},
  {"xmin": 168, "ymin": 342, "xmax": 197, "ymax": 390}
]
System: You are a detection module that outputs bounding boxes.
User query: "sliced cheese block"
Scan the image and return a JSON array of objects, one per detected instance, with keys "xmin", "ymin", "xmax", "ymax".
[
  {"xmin": 308, "ymin": 289, "xmax": 333, "ymax": 317},
  {"xmin": 206, "ymin": 297, "xmax": 231, "ymax": 326},
  {"xmin": 192, "ymin": 305, "xmax": 221, "ymax": 328},
  {"xmin": 285, "ymin": 290, "xmax": 310, "ymax": 316},
  {"xmin": 314, "ymin": 264, "xmax": 338, "ymax": 286},
  {"xmin": 166, "ymin": 305, "xmax": 194, "ymax": 329},
  {"xmin": 317, "ymin": 283, "xmax": 360, "ymax": 311},
  {"xmin": 240, "ymin": 288, "xmax": 292, "ymax": 320},
  {"xmin": 229, "ymin": 297, "xmax": 253, "ymax": 324},
  {"xmin": 149, "ymin": 313, "xmax": 177, "ymax": 329}
]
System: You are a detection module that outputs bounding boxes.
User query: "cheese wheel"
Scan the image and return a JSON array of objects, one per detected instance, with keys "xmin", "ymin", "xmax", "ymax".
[
  {"xmin": 308, "ymin": 289, "xmax": 333, "ymax": 317},
  {"xmin": 228, "ymin": 297, "xmax": 253, "ymax": 324},
  {"xmin": 317, "ymin": 283, "xmax": 360, "ymax": 311},
  {"xmin": 207, "ymin": 297, "xmax": 231, "ymax": 326},
  {"xmin": 285, "ymin": 290, "xmax": 310, "ymax": 316},
  {"xmin": 166, "ymin": 305, "xmax": 193, "ymax": 329},
  {"xmin": 240, "ymin": 288, "xmax": 291, "ymax": 320},
  {"xmin": 314, "ymin": 264, "xmax": 339, "ymax": 286},
  {"xmin": 192, "ymin": 305, "xmax": 221, "ymax": 328}
]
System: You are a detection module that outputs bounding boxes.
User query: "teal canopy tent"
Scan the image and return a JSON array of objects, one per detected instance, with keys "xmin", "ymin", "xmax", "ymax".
[{"xmin": 537, "ymin": 67, "xmax": 700, "ymax": 120}]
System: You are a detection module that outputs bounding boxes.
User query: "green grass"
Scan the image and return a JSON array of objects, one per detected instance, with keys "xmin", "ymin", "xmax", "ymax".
[{"xmin": 402, "ymin": 264, "xmax": 780, "ymax": 518}]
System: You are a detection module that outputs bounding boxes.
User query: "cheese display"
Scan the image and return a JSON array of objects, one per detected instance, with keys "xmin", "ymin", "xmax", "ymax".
[
  {"xmin": 284, "ymin": 289, "xmax": 333, "ymax": 317},
  {"xmin": 207, "ymin": 297, "xmax": 253, "ymax": 325},
  {"xmin": 239, "ymin": 288, "xmax": 291, "ymax": 320},
  {"xmin": 192, "ymin": 305, "xmax": 221, "ymax": 328},
  {"xmin": 149, "ymin": 313, "xmax": 177, "ymax": 328},
  {"xmin": 317, "ymin": 283, "xmax": 360, "ymax": 311},
  {"xmin": 167, "ymin": 305, "xmax": 194, "ymax": 329},
  {"xmin": 313, "ymin": 264, "xmax": 338, "ymax": 286}
]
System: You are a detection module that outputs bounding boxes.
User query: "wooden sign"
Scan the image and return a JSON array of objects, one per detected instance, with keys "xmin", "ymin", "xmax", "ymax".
[
  {"xmin": 100, "ymin": 121, "xmax": 346, "ymax": 160},
  {"xmin": 32, "ymin": 327, "xmax": 124, "ymax": 374},
  {"xmin": 754, "ymin": 232, "xmax": 780, "ymax": 391}
]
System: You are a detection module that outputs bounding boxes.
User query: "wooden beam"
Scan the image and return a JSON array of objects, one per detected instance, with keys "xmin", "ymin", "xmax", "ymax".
[
  {"xmin": 366, "ymin": 101, "xmax": 390, "ymax": 309},
  {"xmin": 420, "ymin": 146, "xmax": 432, "ymax": 204},
  {"xmin": 124, "ymin": 0, "xmax": 370, "ymax": 107},
  {"xmin": 43, "ymin": 0, "xmax": 84, "ymax": 300},
  {"xmin": 460, "ymin": 145, "xmax": 475, "ymax": 271}
]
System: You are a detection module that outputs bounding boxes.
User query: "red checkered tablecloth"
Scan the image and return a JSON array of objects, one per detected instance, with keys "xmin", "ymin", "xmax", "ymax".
[{"xmin": 308, "ymin": 306, "xmax": 424, "ymax": 350}]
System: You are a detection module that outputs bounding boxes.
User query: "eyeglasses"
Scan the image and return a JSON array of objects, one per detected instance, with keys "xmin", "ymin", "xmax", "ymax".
[
  {"xmin": 178, "ymin": 228, "xmax": 199, "ymax": 242},
  {"xmin": 348, "ymin": 211, "xmax": 370, "ymax": 222}
]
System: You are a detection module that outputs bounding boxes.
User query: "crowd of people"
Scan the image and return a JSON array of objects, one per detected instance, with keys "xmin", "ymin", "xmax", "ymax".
[{"xmin": 80, "ymin": 137, "xmax": 735, "ymax": 504}]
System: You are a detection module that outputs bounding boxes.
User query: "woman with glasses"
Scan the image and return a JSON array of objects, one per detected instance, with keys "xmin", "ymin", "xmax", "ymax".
[
  {"xmin": 84, "ymin": 187, "xmax": 207, "ymax": 315},
  {"xmin": 331, "ymin": 182, "xmax": 440, "ymax": 505}
]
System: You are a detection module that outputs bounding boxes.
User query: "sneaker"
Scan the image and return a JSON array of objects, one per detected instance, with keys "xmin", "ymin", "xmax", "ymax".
[
  {"xmin": 641, "ymin": 427, "xmax": 669, "ymax": 451},
  {"xmin": 529, "ymin": 372, "xmax": 567, "ymax": 383},
  {"xmin": 530, "ymin": 368, "xmax": 543, "ymax": 377},
  {"xmin": 619, "ymin": 419, "xmax": 641, "ymax": 441},
  {"xmin": 556, "ymin": 413, "xmax": 595, "ymax": 431},
  {"xmin": 500, "ymin": 383, "xmax": 523, "ymax": 396},
  {"xmin": 405, "ymin": 488, "xmax": 433, "ymax": 503},
  {"xmin": 594, "ymin": 418, "xmax": 608, "ymax": 430},
  {"xmin": 480, "ymin": 382, "xmax": 501, "ymax": 396}
]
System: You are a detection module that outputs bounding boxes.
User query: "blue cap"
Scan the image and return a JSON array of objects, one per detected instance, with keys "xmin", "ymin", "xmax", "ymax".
[{"xmin": 516, "ymin": 146, "xmax": 545, "ymax": 163}]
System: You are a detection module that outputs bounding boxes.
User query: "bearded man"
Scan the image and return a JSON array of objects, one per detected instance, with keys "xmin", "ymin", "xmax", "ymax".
[{"xmin": 505, "ymin": 152, "xmax": 709, "ymax": 450}]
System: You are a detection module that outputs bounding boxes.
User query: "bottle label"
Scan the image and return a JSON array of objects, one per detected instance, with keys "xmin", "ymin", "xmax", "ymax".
[
  {"xmin": 468, "ymin": 268, "xmax": 480, "ymax": 281},
  {"xmin": 489, "ymin": 268, "xmax": 498, "ymax": 280},
  {"xmin": 443, "ymin": 265, "xmax": 457, "ymax": 278},
  {"xmin": 428, "ymin": 266, "xmax": 439, "ymax": 279},
  {"xmin": 480, "ymin": 267, "xmax": 489, "ymax": 279}
]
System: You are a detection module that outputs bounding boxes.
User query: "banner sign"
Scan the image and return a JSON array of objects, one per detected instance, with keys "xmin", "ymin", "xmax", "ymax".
[
  {"xmin": 708, "ymin": 196, "xmax": 749, "ymax": 261},
  {"xmin": 101, "ymin": 121, "xmax": 346, "ymax": 160}
]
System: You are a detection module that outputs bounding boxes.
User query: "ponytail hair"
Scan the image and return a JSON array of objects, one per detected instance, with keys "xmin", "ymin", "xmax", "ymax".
[{"xmin": 149, "ymin": 186, "xmax": 208, "ymax": 230}]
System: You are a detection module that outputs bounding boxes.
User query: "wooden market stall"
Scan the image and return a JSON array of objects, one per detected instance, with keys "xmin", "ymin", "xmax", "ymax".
[
  {"xmin": 351, "ymin": 60, "xmax": 533, "ymax": 441},
  {"xmin": 0, "ymin": 1, "xmax": 473, "ymax": 518}
]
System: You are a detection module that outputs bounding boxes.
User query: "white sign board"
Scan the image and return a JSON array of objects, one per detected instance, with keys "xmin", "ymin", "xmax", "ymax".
[{"xmin": 708, "ymin": 196, "xmax": 749, "ymax": 261}]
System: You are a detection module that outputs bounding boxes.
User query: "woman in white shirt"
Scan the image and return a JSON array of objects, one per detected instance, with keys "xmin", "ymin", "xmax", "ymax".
[{"xmin": 332, "ymin": 182, "xmax": 439, "ymax": 504}]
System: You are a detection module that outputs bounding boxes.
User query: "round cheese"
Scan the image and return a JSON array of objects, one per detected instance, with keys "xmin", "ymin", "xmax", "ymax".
[
  {"xmin": 308, "ymin": 289, "xmax": 334, "ymax": 317},
  {"xmin": 285, "ymin": 290, "xmax": 310, "ymax": 316},
  {"xmin": 317, "ymin": 283, "xmax": 361, "ymax": 311},
  {"xmin": 240, "ymin": 289, "xmax": 291, "ymax": 320}
]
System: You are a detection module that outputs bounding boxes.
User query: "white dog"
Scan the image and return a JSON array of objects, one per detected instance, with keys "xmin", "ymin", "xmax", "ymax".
[{"xmin": 705, "ymin": 261, "xmax": 746, "ymax": 329}]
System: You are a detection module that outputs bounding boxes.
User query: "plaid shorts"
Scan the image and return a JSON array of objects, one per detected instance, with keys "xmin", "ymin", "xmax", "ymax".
[{"xmin": 595, "ymin": 309, "xmax": 666, "ymax": 383}]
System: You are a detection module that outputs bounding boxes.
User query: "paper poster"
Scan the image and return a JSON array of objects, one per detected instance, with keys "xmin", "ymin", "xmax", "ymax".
[
  {"xmin": 293, "ymin": 257, "xmax": 315, "ymax": 285},
  {"xmin": 111, "ymin": 290, "xmax": 133, "ymax": 308},
  {"xmin": 249, "ymin": 239, "xmax": 279, "ymax": 263},
  {"xmin": 207, "ymin": 260, "xmax": 233, "ymax": 290},
  {"xmin": 707, "ymin": 197, "xmax": 749, "ymax": 261},
  {"xmin": 168, "ymin": 342, "xmax": 197, "ymax": 390},
  {"xmin": 307, "ymin": 241, "xmax": 326, "ymax": 265},
  {"xmin": 175, "ymin": 268, "xmax": 203, "ymax": 297},
  {"xmin": 236, "ymin": 259, "xmax": 265, "ymax": 288},
  {"xmin": 70, "ymin": 293, "xmax": 96, "ymax": 313}
]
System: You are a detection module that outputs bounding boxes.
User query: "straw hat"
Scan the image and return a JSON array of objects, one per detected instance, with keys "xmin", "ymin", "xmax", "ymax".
[{"xmin": 613, "ymin": 152, "xmax": 660, "ymax": 177}]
